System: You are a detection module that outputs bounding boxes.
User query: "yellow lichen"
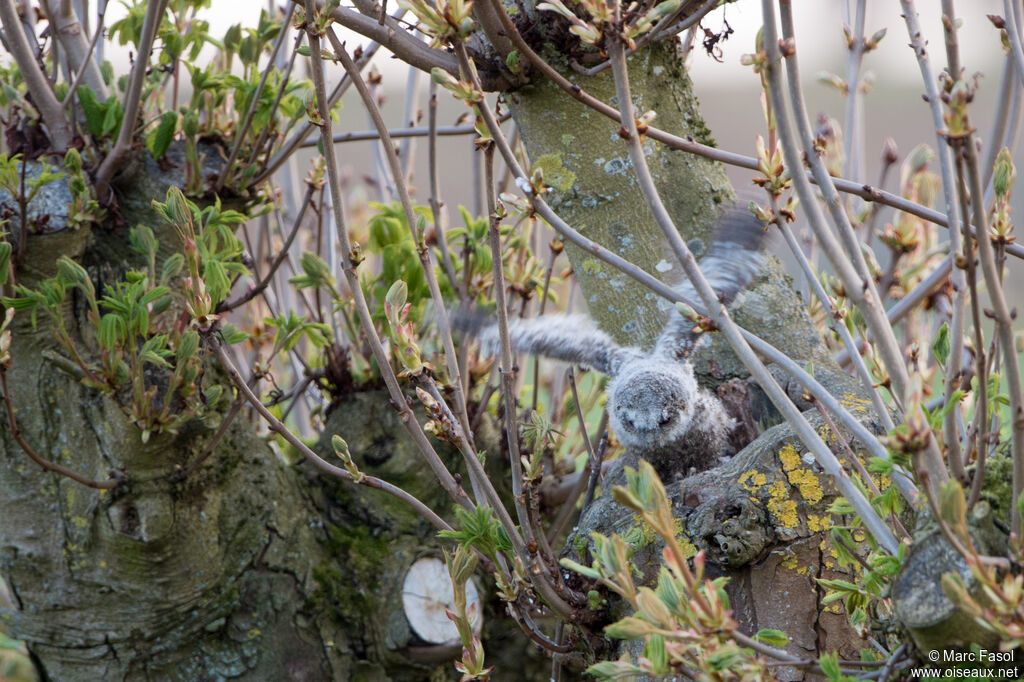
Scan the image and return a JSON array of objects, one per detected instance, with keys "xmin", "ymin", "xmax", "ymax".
[
  {"xmin": 739, "ymin": 469, "xmax": 767, "ymax": 493},
  {"xmin": 806, "ymin": 514, "xmax": 833, "ymax": 532},
  {"xmin": 766, "ymin": 480, "xmax": 799, "ymax": 528},
  {"xmin": 840, "ymin": 391, "xmax": 873, "ymax": 414},
  {"xmin": 678, "ymin": 536, "xmax": 698, "ymax": 559},
  {"xmin": 779, "ymin": 444, "xmax": 824, "ymax": 504},
  {"xmin": 778, "ymin": 444, "xmax": 801, "ymax": 471}
]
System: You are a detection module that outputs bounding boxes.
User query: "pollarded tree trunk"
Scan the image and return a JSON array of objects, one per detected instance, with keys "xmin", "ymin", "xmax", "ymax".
[
  {"xmin": 0, "ymin": 20, "xmax": 909, "ymax": 682},
  {"xmin": 0, "ymin": 162, "xmax": 345, "ymax": 680}
]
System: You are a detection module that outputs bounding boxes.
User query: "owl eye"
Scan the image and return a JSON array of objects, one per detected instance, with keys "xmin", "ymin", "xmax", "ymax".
[{"xmin": 658, "ymin": 414, "xmax": 672, "ymax": 427}]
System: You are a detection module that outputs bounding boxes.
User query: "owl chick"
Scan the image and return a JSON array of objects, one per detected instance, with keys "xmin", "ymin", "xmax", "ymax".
[{"xmin": 468, "ymin": 207, "xmax": 773, "ymax": 474}]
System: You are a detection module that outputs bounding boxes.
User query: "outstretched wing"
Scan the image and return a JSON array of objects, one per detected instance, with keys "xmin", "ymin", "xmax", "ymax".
[
  {"xmin": 456, "ymin": 312, "xmax": 638, "ymax": 376},
  {"xmin": 654, "ymin": 208, "xmax": 774, "ymax": 361}
]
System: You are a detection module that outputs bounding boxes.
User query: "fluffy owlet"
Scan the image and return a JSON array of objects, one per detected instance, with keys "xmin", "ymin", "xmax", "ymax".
[{"xmin": 464, "ymin": 207, "xmax": 773, "ymax": 474}]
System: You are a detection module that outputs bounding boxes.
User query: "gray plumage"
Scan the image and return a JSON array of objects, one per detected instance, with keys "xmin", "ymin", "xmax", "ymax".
[{"xmin": 460, "ymin": 208, "xmax": 773, "ymax": 474}]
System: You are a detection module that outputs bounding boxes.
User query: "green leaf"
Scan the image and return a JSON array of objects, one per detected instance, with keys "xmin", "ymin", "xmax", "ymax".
[
  {"xmin": 140, "ymin": 286, "xmax": 171, "ymax": 305},
  {"xmin": 642, "ymin": 634, "xmax": 668, "ymax": 674},
  {"xmin": 0, "ymin": 240, "xmax": 12, "ymax": 285},
  {"xmin": 559, "ymin": 557, "xmax": 601, "ymax": 580},
  {"xmin": 97, "ymin": 313, "xmax": 127, "ymax": 350},
  {"xmin": 603, "ymin": 616, "xmax": 659, "ymax": 640},
  {"xmin": 146, "ymin": 112, "xmax": 178, "ymax": 160},
  {"xmin": 932, "ymin": 321, "xmax": 950, "ymax": 368},
  {"xmin": 219, "ymin": 322, "xmax": 248, "ymax": 345},
  {"xmin": 754, "ymin": 628, "xmax": 790, "ymax": 647},
  {"xmin": 76, "ymin": 86, "xmax": 104, "ymax": 137},
  {"xmin": 101, "ymin": 100, "xmax": 121, "ymax": 136},
  {"xmin": 140, "ymin": 334, "xmax": 171, "ymax": 368},
  {"xmin": 586, "ymin": 661, "xmax": 650, "ymax": 681},
  {"xmin": 177, "ymin": 329, "xmax": 199, "ymax": 360},
  {"xmin": 160, "ymin": 253, "xmax": 185, "ymax": 284}
]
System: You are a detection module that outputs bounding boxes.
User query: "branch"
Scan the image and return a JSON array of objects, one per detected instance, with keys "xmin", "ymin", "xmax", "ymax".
[
  {"xmin": 325, "ymin": 27, "xmax": 478, "ymax": 489},
  {"xmin": 575, "ymin": 0, "xmax": 719, "ymax": 76},
  {"xmin": 0, "ymin": 0, "xmax": 73, "ymax": 150},
  {"xmin": 94, "ymin": 0, "xmax": 168, "ymax": 193},
  {"xmin": 476, "ymin": 0, "xmax": 1024, "ymax": 262},
  {"xmin": 303, "ymin": 2, "xmax": 473, "ymax": 514},
  {"xmin": 252, "ymin": 28, "xmax": 382, "ymax": 186},
  {"xmin": 216, "ymin": 2, "xmax": 297, "ymax": 193},
  {"xmin": 217, "ymin": 184, "xmax": 316, "ymax": 313},
  {"xmin": 319, "ymin": 1, "xmax": 508, "ymax": 90},
  {"xmin": 49, "ymin": 0, "xmax": 108, "ymax": 100},
  {"xmin": 427, "ymin": 81, "xmax": 461, "ymax": 295},
  {"xmin": 458, "ymin": 38, "xmax": 918, "ymax": 506},
  {"xmin": 61, "ymin": 4, "xmax": 107, "ymax": 109},
  {"xmin": 765, "ymin": 0, "xmax": 950, "ymax": 498},
  {"xmin": 211, "ymin": 336, "xmax": 454, "ymax": 534}
]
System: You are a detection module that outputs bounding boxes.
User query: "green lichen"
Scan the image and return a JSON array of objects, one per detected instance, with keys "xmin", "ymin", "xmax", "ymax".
[
  {"xmin": 533, "ymin": 153, "xmax": 577, "ymax": 193},
  {"xmin": 312, "ymin": 524, "xmax": 391, "ymax": 621}
]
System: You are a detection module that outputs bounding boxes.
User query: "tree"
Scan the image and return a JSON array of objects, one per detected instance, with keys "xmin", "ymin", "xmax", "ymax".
[{"xmin": 0, "ymin": 0, "xmax": 1022, "ymax": 680}]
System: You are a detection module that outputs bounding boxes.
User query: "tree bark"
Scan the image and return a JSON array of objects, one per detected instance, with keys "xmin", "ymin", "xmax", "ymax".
[{"xmin": 0, "ymin": 30, "xmax": 944, "ymax": 682}]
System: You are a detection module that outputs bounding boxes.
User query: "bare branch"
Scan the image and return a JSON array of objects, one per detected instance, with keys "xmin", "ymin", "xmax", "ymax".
[
  {"xmin": 95, "ymin": 0, "xmax": 168, "ymax": 193},
  {"xmin": 216, "ymin": 2, "xmax": 297, "ymax": 192},
  {"xmin": 0, "ymin": 0, "xmax": 73, "ymax": 150},
  {"xmin": 49, "ymin": 0, "xmax": 108, "ymax": 99},
  {"xmin": 303, "ymin": 1, "xmax": 473, "ymax": 513},
  {"xmin": 211, "ymin": 336, "xmax": 454, "ymax": 534},
  {"xmin": 0, "ymin": 371, "xmax": 122, "ymax": 489}
]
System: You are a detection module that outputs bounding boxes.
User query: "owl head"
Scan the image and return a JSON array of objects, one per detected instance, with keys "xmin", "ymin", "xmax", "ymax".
[{"xmin": 606, "ymin": 357, "xmax": 701, "ymax": 453}]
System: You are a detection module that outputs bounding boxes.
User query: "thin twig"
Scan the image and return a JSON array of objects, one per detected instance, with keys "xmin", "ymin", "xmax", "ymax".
[
  {"xmin": 218, "ymin": 183, "xmax": 316, "ymax": 313},
  {"xmin": 473, "ymin": 0, "xmax": 1024, "ymax": 261},
  {"xmin": 452, "ymin": 43, "xmax": 577, "ymax": 620},
  {"xmin": 769, "ymin": 0, "xmax": 944, "ymax": 503},
  {"xmin": 211, "ymin": 335, "xmax": 454, "ymax": 533},
  {"xmin": 455, "ymin": 30, "xmax": 918, "ymax": 505},
  {"xmin": 247, "ymin": 29, "xmax": 305, "ymax": 168},
  {"xmin": 942, "ymin": 0, "xmax": 1024, "ymax": 534},
  {"xmin": 216, "ymin": 2, "xmax": 296, "ymax": 193},
  {"xmin": 574, "ymin": 0, "xmax": 719, "ymax": 76},
  {"xmin": 326, "ymin": 27, "xmax": 477, "ymax": 456},
  {"xmin": 318, "ymin": 0, "xmax": 508, "ymax": 90},
  {"xmin": 841, "ymin": 0, "xmax": 867, "ymax": 183},
  {"xmin": 253, "ymin": 31, "xmax": 383, "ymax": 185},
  {"xmin": 60, "ymin": 4, "xmax": 107, "ymax": 108},
  {"xmin": 303, "ymin": 4, "xmax": 471, "ymax": 513},
  {"xmin": 546, "ymin": 367, "xmax": 600, "ymax": 544},
  {"xmin": 775, "ymin": 217, "xmax": 894, "ymax": 432},
  {"xmin": 481, "ymin": 138, "xmax": 536, "ymax": 547},
  {"xmin": 297, "ymin": 120, "xmax": 503, "ymax": 148},
  {"xmin": 778, "ymin": 1, "xmax": 910, "ymax": 411},
  {"xmin": 427, "ymin": 81, "xmax": 461, "ymax": 297},
  {"xmin": 173, "ymin": 397, "xmax": 244, "ymax": 480}
]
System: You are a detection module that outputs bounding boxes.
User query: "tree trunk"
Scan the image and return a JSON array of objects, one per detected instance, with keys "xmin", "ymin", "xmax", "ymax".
[{"xmin": 0, "ymin": 35, "xmax": 909, "ymax": 682}]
